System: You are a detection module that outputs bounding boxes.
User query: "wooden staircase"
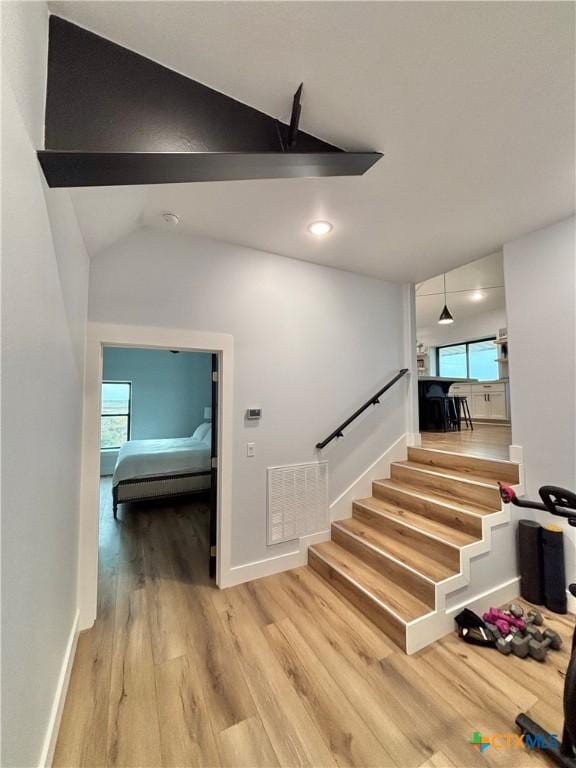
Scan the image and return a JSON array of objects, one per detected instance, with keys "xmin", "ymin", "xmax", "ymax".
[{"xmin": 308, "ymin": 445, "xmax": 520, "ymax": 653}]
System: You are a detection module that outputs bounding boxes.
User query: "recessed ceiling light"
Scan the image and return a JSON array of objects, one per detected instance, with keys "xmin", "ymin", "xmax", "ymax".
[
  {"xmin": 162, "ymin": 212, "xmax": 180, "ymax": 225},
  {"xmin": 470, "ymin": 291, "xmax": 485, "ymax": 302},
  {"xmin": 308, "ymin": 220, "xmax": 333, "ymax": 236}
]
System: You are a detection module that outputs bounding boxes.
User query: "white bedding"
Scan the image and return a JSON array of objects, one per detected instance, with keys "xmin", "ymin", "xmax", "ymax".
[{"xmin": 112, "ymin": 436, "xmax": 211, "ymax": 486}]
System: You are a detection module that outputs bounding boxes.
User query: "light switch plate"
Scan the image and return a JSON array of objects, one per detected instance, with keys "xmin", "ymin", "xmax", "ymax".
[{"xmin": 246, "ymin": 442, "xmax": 255, "ymax": 458}]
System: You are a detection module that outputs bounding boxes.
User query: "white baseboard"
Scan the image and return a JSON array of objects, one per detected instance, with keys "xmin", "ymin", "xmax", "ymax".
[
  {"xmin": 406, "ymin": 577, "xmax": 521, "ymax": 654},
  {"xmin": 220, "ymin": 529, "xmax": 330, "ymax": 588},
  {"xmin": 38, "ymin": 610, "xmax": 80, "ymax": 768},
  {"xmin": 329, "ymin": 433, "xmax": 408, "ymax": 522},
  {"xmin": 448, "ymin": 576, "xmax": 521, "ymax": 618},
  {"xmin": 409, "ymin": 580, "xmax": 575, "ymax": 654}
]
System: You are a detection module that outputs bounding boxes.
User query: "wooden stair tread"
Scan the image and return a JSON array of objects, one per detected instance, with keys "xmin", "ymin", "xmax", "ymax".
[
  {"xmin": 335, "ymin": 517, "xmax": 457, "ymax": 582},
  {"xmin": 310, "ymin": 541, "xmax": 432, "ymax": 622},
  {"xmin": 389, "ymin": 461, "xmax": 502, "ymax": 512},
  {"xmin": 396, "ymin": 460, "xmax": 501, "ymax": 487},
  {"xmin": 354, "ymin": 496, "xmax": 478, "ymax": 547},
  {"xmin": 374, "ymin": 479, "xmax": 496, "ymax": 516},
  {"xmin": 407, "ymin": 446, "xmax": 519, "ymax": 483}
]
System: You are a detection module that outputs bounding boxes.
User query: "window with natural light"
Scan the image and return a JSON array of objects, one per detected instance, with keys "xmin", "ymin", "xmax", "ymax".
[
  {"xmin": 437, "ymin": 338, "xmax": 498, "ymax": 380},
  {"xmin": 101, "ymin": 381, "xmax": 131, "ymax": 449}
]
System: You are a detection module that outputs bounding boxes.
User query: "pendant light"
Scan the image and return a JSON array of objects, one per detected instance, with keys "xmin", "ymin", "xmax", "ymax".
[{"xmin": 437, "ymin": 273, "xmax": 454, "ymax": 324}]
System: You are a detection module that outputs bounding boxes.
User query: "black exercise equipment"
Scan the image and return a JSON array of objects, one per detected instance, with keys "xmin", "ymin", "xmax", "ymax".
[
  {"xmin": 518, "ymin": 519, "xmax": 545, "ymax": 604},
  {"xmin": 499, "ymin": 482, "xmax": 576, "ymax": 768},
  {"xmin": 543, "ymin": 526, "xmax": 568, "ymax": 614}
]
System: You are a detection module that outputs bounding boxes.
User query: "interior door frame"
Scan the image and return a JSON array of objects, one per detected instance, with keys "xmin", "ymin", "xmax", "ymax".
[{"xmin": 77, "ymin": 322, "xmax": 234, "ymax": 630}]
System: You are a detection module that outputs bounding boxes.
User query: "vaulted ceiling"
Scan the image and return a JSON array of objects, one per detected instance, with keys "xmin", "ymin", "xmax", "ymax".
[
  {"xmin": 416, "ymin": 251, "xmax": 505, "ymax": 328},
  {"xmin": 50, "ymin": 1, "xmax": 575, "ymax": 282}
]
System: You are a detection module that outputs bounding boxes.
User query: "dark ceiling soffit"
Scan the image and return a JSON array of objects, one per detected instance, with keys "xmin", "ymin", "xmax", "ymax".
[
  {"xmin": 39, "ymin": 16, "xmax": 383, "ymax": 188},
  {"xmin": 37, "ymin": 151, "xmax": 383, "ymax": 188}
]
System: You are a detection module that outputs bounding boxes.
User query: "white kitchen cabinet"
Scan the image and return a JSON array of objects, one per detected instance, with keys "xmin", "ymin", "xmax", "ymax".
[
  {"xmin": 449, "ymin": 383, "xmax": 472, "ymax": 397},
  {"xmin": 487, "ymin": 391, "xmax": 507, "ymax": 419},
  {"xmin": 471, "ymin": 392, "xmax": 490, "ymax": 419},
  {"xmin": 447, "ymin": 381, "xmax": 509, "ymax": 421},
  {"xmin": 470, "ymin": 383, "xmax": 508, "ymax": 420}
]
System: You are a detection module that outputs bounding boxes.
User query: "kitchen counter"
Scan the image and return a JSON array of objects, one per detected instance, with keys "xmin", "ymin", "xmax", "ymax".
[
  {"xmin": 418, "ymin": 377, "xmax": 510, "ymax": 429},
  {"xmin": 418, "ymin": 377, "xmax": 469, "ymax": 430},
  {"xmin": 418, "ymin": 376, "xmax": 476, "ymax": 382},
  {"xmin": 418, "ymin": 376, "xmax": 509, "ymax": 383}
]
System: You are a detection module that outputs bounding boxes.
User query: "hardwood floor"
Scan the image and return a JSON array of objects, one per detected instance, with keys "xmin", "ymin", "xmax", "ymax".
[
  {"xmin": 421, "ymin": 423, "xmax": 512, "ymax": 460},
  {"xmin": 54, "ymin": 477, "xmax": 572, "ymax": 767}
]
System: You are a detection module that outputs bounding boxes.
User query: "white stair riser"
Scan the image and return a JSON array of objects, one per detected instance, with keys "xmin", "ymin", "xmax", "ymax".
[
  {"xmin": 331, "ymin": 523, "xmax": 436, "ymax": 608},
  {"xmin": 372, "ymin": 482, "xmax": 482, "ymax": 537},
  {"xmin": 352, "ymin": 503, "xmax": 460, "ymax": 572},
  {"xmin": 308, "ymin": 547, "xmax": 408, "ymax": 651}
]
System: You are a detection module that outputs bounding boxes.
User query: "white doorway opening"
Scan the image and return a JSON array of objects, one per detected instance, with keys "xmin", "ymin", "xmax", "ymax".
[{"xmin": 77, "ymin": 322, "xmax": 234, "ymax": 630}]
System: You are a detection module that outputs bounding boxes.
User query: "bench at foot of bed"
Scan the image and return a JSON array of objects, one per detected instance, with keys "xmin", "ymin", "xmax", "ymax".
[{"xmin": 112, "ymin": 472, "xmax": 211, "ymax": 518}]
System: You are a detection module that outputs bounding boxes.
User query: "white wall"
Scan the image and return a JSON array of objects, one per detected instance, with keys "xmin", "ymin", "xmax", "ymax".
[
  {"xmin": 89, "ymin": 228, "xmax": 409, "ymax": 568},
  {"xmin": 100, "ymin": 347, "xmax": 212, "ymax": 474},
  {"xmin": 1, "ymin": 3, "xmax": 89, "ymax": 765},
  {"xmin": 504, "ymin": 216, "xmax": 576, "ymax": 581}
]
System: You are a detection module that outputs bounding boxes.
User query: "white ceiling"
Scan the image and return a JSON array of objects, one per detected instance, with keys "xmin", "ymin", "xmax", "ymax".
[
  {"xmin": 416, "ymin": 250, "xmax": 505, "ymax": 327},
  {"xmin": 51, "ymin": 1, "xmax": 575, "ymax": 282}
]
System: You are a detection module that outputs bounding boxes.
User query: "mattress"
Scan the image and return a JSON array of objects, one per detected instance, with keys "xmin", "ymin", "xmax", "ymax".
[{"xmin": 113, "ymin": 436, "xmax": 211, "ymax": 486}]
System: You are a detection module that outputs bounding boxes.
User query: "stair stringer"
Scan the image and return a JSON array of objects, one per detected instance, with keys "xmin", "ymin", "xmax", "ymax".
[{"xmin": 404, "ymin": 478, "xmax": 523, "ymax": 654}]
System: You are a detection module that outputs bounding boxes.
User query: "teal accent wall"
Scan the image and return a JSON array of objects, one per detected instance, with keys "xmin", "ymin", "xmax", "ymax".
[{"xmin": 100, "ymin": 346, "xmax": 212, "ymax": 475}]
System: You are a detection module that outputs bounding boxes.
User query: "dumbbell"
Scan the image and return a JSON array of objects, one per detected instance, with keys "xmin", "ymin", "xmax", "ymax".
[
  {"xmin": 508, "ymin": 603, "xmax": 524, "ymax": 618},
  {"xmin": 511, "ymin": 633, "xmax": 530, "ymax": 659},
  {"xmin": 484, "ymin": 608, "xmax": 525, "ymax": 634},
  {"xmin": 508, "ymin": 604, "xmax": 543, "ymax": 627},
  {"xmin": 526, "ymin": 609, "xmax": 543, "ymax": 626},
  {"xmin": 496, "ymin": 637, "xmax": 512, "ymax": 655},
  {"xmin": 528, "ymin": 629, "xmax": 563, "ymax": 662},
  {"xmin": 525, "ymin": 625, "xmax": 543, "ymax": 643},
  {"xmin": 485, "ymin": 622, "xmax": 500, "ymax": 639},
  {"xmin": 495, "ymin": 631, "xmax": 530, "ymax": 658}
]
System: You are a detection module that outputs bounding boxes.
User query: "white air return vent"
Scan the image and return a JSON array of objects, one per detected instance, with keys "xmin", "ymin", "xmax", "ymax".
[{"xmin": 267, "ymin": 461, "xmax": 328, "ymax": 545}]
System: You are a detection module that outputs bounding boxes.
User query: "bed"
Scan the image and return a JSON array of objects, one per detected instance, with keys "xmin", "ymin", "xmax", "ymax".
[{"xmin": 112, "ymin": 424, "xmax": 212, "ymax": 517}]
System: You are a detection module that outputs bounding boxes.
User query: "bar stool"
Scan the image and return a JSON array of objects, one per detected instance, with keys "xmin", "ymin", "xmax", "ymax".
[
  {"xmin": 427, "ymin": 396, "xmax": 454, "ymax": 431},
  {"xmin": 454, "ymin": 395, "xmax": 473, "ymax": 430},
  {"xmin": 445, "ymin": 396, "xmax": 461, "ymax": 431}
]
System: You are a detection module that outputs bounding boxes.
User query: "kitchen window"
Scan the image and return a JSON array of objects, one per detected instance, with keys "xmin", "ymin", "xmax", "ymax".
[{"xmin": 437, "ymin": 338, "xmax": 498, "ymax": 380}]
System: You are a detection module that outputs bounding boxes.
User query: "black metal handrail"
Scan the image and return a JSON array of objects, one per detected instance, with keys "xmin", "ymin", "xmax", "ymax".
[{"xmin": 316, "ymin": 368, "xmax": 409, "ymax": 450}]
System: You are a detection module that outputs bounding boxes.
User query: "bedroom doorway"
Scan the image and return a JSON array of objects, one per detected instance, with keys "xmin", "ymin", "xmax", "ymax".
[
  {"xmin": 100, "ymin": 346, "xmax": 214, "ymax": 516},
  {"xmin": 78, "ymin": 323, "xmax": 234, "ymax": 631},
  {"xmin": 99, "ymin": 345, "xmax": 215, "ymax": 584}
]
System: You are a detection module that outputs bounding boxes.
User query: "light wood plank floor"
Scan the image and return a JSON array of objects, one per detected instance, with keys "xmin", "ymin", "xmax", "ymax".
[
  {"xmin": 54, "ymin": 477, "xmax": 572, "ymax": 767},
  {"xmin": 421, "ymin": 423, "xmax": 512, "ymax": 460}
]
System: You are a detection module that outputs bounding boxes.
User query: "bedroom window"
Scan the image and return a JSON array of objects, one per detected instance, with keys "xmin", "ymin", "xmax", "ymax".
[{"xmin": 101, "ymin": 381, "xmax": 131, "ymax": 449}]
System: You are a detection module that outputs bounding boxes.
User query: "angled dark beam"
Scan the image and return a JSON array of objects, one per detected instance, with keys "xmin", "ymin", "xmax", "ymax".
[
  {"xmin": 37, "ymin": 150, "xmax": 382, "ymax": 188},
  {"xmin": 39, "ymin": 16, "xmax": 383, "ymax": 188}
]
